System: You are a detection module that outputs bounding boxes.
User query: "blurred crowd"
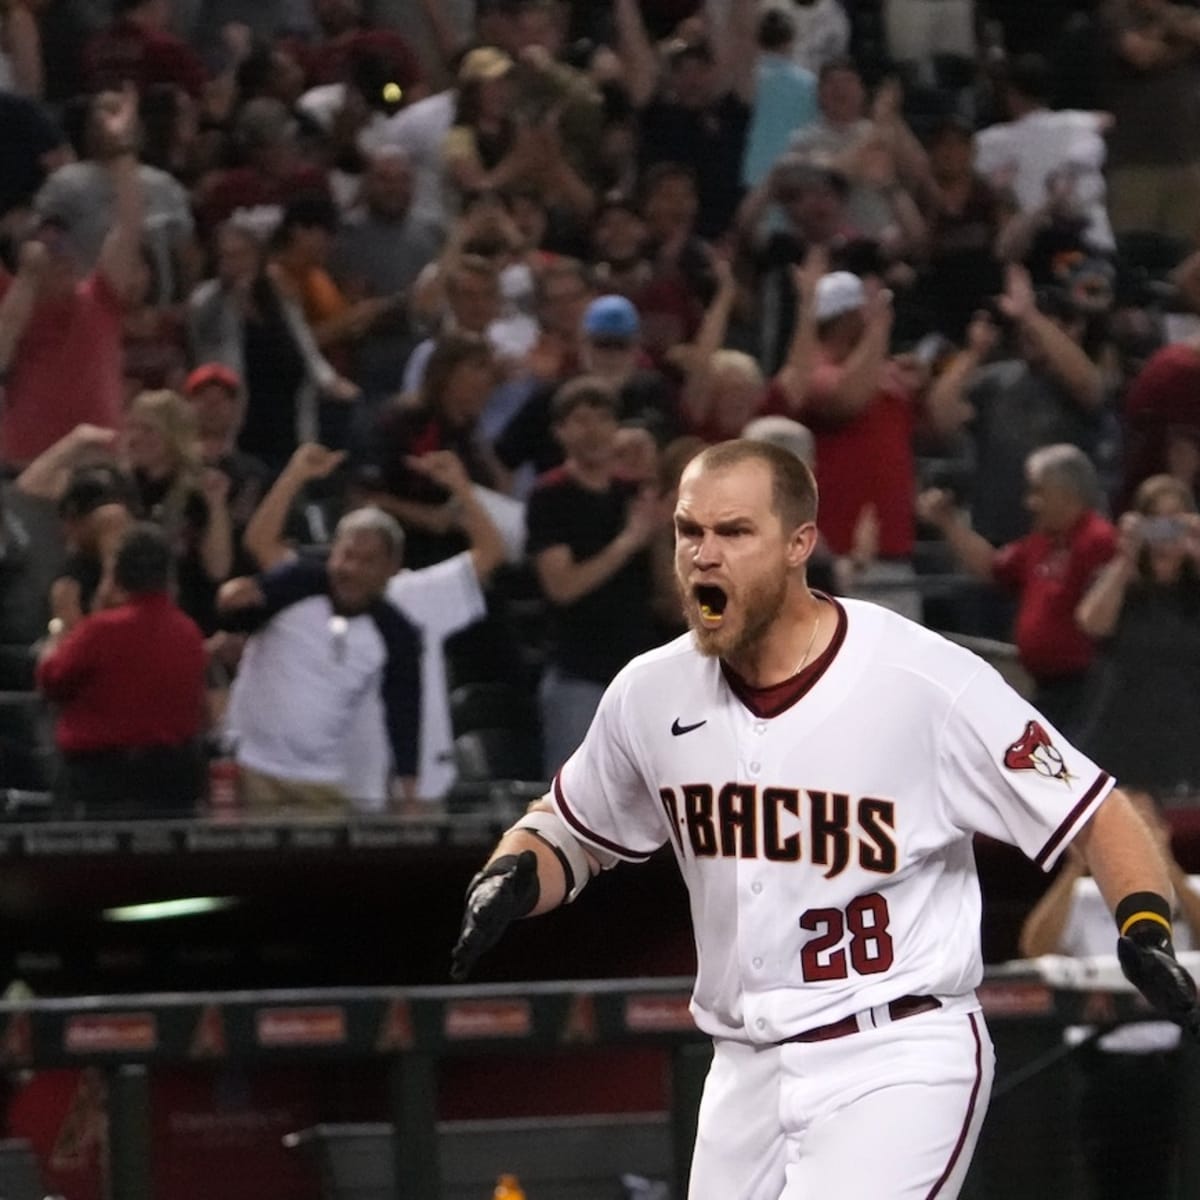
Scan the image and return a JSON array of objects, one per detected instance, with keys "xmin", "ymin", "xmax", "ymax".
[{"xmin": 3, "ymin": 0, "xmax": 1200, "ymax": 818}]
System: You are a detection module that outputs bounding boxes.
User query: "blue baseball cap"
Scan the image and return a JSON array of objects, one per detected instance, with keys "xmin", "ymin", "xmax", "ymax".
[{"xmin": 583, "ymin": 295, "xmax": 640, "ymax": 341}]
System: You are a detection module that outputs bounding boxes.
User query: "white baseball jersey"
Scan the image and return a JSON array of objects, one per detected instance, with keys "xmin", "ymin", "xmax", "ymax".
[
  {"xmin": 343, "ymin": 552, "xmax": 488, "ymax": 808},
  {"xmin": 552, "ymin": 597, "xmax": 1114, "ymax": 1044}
]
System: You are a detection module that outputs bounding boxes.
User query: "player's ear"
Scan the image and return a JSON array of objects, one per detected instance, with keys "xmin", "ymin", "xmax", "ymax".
[{"xmin": 785, "ymin": 521, "xmax": 818, "ymax": 569}]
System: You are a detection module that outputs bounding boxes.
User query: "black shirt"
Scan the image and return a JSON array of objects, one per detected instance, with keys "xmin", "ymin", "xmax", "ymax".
[
  {"xmin": 638, "ymin": 92, "xmax": 751, "ymax": 239},
  {"xmin": 496, "ymin": 371, "xmax": 678, "ymax": 476},
  {"xmin": 240, "ymin": 276, "xmax": 308, "ymax": 469},
  {"xmin": 525, "ymin": 468, "xmax": 658, "ymax": 684}
]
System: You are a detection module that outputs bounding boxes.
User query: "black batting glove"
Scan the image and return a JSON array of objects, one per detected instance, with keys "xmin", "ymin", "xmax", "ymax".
[
  {"xmin": 450, "ymin": 850, "xmax": 540, "ymax": 982},
  {"xmin": 1117, "ymin": 925, "xmax": 1200, "ymax": 1041}
]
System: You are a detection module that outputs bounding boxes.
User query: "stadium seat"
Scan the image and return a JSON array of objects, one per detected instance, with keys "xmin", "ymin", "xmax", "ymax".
[
  {"xmin": 453, "ymin": 728, "xmax": 543, "ymax": 785},
  {"xmin": 450, "ymin": 682, "xmax": 539, "ymax": 738}
]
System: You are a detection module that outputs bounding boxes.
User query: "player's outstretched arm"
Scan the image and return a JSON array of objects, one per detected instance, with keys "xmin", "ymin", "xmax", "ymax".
[
  {"xmin": 1075, "ymin": 789, "xmax": 1200, "ymax": 1038},
  {"xmin": 450, "ymin": 803, "xmax": 600, "ymax": 981}
]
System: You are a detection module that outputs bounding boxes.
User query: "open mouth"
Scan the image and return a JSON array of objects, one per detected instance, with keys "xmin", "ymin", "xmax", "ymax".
[{"xmin": 694, "ymin": 584, "xmax": 728, "ymax": 627}]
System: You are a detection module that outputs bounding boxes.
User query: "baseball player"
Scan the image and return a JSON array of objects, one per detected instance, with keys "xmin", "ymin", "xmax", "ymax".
[{"xmin": 452, "ymin": 439, "xmax": 1200, "ymax": 1199}]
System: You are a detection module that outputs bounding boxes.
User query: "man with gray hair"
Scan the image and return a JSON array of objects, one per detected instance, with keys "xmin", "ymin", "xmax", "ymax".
[
  {"xmin": 217, "ymin": 504, "xmax": 421, "ymax": 812},
  {"xmin": 919, "ymin": 443, "xmax": 1118, "ymax": 733}
]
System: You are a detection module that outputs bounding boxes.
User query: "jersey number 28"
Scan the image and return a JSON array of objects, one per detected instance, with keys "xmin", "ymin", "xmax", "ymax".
[{"xmin": 799, "ymin": 893, "xmax": 895, "ymax": 981}]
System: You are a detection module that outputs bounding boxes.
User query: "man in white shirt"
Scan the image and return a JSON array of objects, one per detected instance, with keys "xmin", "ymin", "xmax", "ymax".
[
  {"xmin": 218, "ymin": 505, "xmax": 421, "ymax": 812},
  {"xmin": 973, "ymin": 53, "xmax": 1114, "ymax": 250},
  {"xmin": 240, "ymin": 442, "xmax": 506, "ymax": 808}
]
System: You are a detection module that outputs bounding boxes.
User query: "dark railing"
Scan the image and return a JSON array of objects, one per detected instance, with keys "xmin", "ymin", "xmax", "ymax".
[{"xmin": 0, "ymin": 966, "xmax": 1194, "ymax": 1200}]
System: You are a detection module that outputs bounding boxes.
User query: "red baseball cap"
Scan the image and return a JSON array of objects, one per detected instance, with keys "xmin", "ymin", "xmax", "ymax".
[{"xmin": 185, "ymin": 363, "xmax": 242, "ymax": 396}]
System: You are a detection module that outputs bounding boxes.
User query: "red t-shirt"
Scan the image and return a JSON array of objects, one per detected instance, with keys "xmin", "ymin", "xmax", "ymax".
[
  {"xmin": 0, "ymin": 271, "xmax": 124, "ymax": 466},
  {"xmin": 81, "ymin": 19, "xmax": 208, "ymax": 98},
  {"xmin": 37, "ymin": 593, "xmax": 207, "ymax": 753},
  {"xmin": 993, "ymin": 510, "xmax": 1117, "ymax": 679},
  {"xmin": 766, "ymin": 357, "xmax": 917, "ymax": 558}
]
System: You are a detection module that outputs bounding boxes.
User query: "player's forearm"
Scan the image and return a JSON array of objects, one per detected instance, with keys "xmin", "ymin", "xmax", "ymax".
[
  {"xmin": 485, "ymin": 829, "xmax": 570, "ymax": 916},
  {"xmin": 1076, "ymin": 790, "xmax": 1173, "ymax": 917}
]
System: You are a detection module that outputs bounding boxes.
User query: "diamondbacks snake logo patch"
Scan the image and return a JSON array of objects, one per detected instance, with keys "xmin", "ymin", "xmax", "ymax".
[{"xmin": 1003, "ymin": 720, "xmax": 1074, "ymax": 785}]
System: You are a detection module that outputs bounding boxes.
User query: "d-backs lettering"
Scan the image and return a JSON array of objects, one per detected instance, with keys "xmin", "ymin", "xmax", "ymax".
[{"xmin": 659, "ymin": 784, "xmax": 897, "ymax": 877}]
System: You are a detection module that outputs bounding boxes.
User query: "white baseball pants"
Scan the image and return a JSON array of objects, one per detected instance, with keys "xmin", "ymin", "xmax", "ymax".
[{"xmin": 689, "ymin": 1006, "xmax": 994, "ymax": 1199}]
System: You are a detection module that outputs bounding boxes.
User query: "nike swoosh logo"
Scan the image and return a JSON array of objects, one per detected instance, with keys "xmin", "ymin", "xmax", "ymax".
[{"xmin": 671, "ymin": 718, "xmax": 707, "ymax": 736}]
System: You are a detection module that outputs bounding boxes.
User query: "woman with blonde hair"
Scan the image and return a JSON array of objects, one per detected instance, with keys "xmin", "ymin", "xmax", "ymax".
[
  {"xmin": 1076, "ymin": 474, "xmax": 1200, "ymax": 802},
  {"xmin": 123, "ymin": 389, "xmax": 233, "ymax": 630}
]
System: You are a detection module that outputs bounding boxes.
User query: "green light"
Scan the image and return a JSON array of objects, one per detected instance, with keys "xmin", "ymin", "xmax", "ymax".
[{"xmin": 101, "ymin": 897, "xmax": 239, "ymax": 923}]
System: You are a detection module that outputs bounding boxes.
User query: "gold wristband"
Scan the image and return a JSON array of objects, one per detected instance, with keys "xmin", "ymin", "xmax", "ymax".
[{"xmin": 1119, "ymin": 910, "xmax": 1172, "ymax": 938}]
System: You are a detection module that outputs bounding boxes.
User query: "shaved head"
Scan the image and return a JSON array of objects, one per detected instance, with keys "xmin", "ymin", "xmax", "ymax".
[{"xmin": 686, "ymin": 439, "xmax": 818, "ymax": 530}]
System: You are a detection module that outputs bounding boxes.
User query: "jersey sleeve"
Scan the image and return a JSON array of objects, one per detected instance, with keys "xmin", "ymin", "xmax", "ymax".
[
  {"xmin": 938, "ymin": 663, "xmax": 1114, "ymax": 871},
  {"xmin": 550, "ymin": 671, "xmax": 668, "ymax": 864},
  {"xmin": 373, "ymin": 605, "xmax": 422, "ymax": 779},
  {"xmin": 217, "ymin": 559, "xmax": 328, "ymax": 633},
  {"xmin": 386, "ymin": 553, "xmax": 485, "ymax": 641}
]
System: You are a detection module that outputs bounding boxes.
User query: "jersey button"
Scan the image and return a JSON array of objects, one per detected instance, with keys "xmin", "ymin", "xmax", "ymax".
[
  {"xmin": 755, "ymin": 1018, "xmax": 766, "ymax": 1031},
  {"xmin": 754, "ymin": 721, "xmax": 767, "ymax": 734},
  {"xmin": 749, "ymin": 762, "xmax": 761, "ymax": 775},
  {"xmin": 751, "ymin": 882, "xmax": 763, "ymax": 895},
  {"xmin": 752, "ymin": 957, "xmax": 763, "ymax": 969}
]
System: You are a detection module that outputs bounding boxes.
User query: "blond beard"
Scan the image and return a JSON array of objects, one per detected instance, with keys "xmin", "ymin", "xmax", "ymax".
[{"xmin": 678, "ymin": 564, "xmax": 790, "ymax": 662}]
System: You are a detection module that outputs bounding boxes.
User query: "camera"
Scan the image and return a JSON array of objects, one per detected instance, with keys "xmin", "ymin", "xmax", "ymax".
[{"xmin": 1141, "ymin": 515, "xmax": 1185, "ymax": 544}]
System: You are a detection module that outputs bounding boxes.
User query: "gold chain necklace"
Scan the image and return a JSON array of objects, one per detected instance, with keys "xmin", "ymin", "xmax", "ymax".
[{"xmin": 791, "ymin": 604, "xmax": 822, "ymax": 678}]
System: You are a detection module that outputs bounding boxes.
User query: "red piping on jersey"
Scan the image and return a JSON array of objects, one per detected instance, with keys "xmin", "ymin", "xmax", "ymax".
[
  {"xmin": 1034, "ymin": 771, "xmax": 1112, "ymax": 870},
  {"xmin": 925, "ymin": 1012, "xmax": 984, "ymax": 1199},
  {"xmin": 553, "ymin": 773, "xmax": 654, "ymax": 862},
  {"xmin": 720, "ymin": 596, "xmax": 848, "ymax": 719}
]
